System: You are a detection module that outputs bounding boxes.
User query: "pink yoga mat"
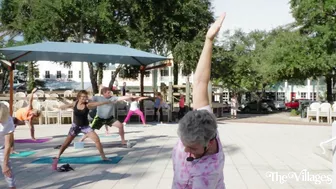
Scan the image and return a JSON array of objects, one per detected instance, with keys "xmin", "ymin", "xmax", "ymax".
[{"xmin": 14, "ymin": 138, "xmax": 52, "ymax": 143}]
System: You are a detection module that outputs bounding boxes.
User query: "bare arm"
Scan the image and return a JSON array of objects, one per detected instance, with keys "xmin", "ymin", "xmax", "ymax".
[
  {"xmin": 59, "ymin": 100, "xmax": 75, "ymax": 110},
  {"xmin": 192, "ymin": 13, "xmax": 225, "ymax": 109},
  {"xmin": 116, "ymin": 96, "xmax": 134, "ymax": 101},
  {"xmin": 138, "ymin": 96, "xmax": 149, "ymax": 101},
  {"xmin": 28, "ymin": 88, "xmax": 37, "ymax": 110}
]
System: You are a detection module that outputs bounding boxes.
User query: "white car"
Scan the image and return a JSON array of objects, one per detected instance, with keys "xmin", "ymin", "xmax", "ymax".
[{"xmin": 274, "ymin": 100, "xmax": 286, "ymax": 110}]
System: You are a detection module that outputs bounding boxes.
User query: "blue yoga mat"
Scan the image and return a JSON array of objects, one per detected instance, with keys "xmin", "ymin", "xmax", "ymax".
[
  {"xmin": 10, "ymin": 151, "xmax": 36, "ymax": 158},
  {"xmin": 32, "ymin": 156, "xmax": 123, "ymax": 164}
]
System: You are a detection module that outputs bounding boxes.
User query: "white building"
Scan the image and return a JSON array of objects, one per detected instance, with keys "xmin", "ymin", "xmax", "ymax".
[
  {"xmin": 36, "ymin": 59, "xmax": 192, "ymax": 91},
  {"xmin": 36, "ymin": 60, "xmax": 326, "ymax": 102}
]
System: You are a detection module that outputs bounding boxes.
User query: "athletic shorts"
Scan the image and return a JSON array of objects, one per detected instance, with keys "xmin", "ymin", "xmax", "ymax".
[
  {"xmin": 91, "ymin": 115, "xmax": 118, "ymax": 130},
  {"xmin": 68, "ymin": 123, "xmax": 93, "ymax": 136},
  {"xmin": 0, "ymin": 151, "xmax": 16, "ymax": 187}
]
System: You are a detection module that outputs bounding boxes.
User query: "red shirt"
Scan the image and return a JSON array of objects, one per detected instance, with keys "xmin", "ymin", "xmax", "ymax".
[{"xmin": 179, "ymin": 97, "xmax": 185, "ymax": 108}]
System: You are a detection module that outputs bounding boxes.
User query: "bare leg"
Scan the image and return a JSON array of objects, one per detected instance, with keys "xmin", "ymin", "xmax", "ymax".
[
  {"xmin": 10, "ymin": 133, "xmax": 18, "ymax": 154},
  {"xmin": 52, "ymin": 135, "xmax": 76, "ymax": 170},
  {"xmin": 105, "ymin": 125, "xmax": 109, "ymax": 135},
  {"xmin": 112, "ymin": 121, "xmax": 126, "ymax": 144},
  {"xmin": 56, "ymin": 135, "xmax": 76, "ymax": 158},
  {"xmin": 79, "ymin": 133, "xmax": 89, "ymax": 142},
  {"xmin": 86, "ymin": 132, "xmax": 108, "ymax": 160}
]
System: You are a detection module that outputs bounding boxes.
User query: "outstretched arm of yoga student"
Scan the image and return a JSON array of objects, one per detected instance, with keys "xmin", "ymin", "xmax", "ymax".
[
  {"xmin": 59, "ymin": 101, "xmax": 75, "ymax": 110},
  {"xmin": 87, "ymin": 101, "xmax": 111, "ymax": 110},
  {"xmin": 116, "ymin": 96, "xmax": 134, "ymax": 101},
  {"xmin": 192, "ymin": 13, "xmax": 225, "ymax": 110},
  {"xmin": 28, "ymin": 88, "xmax": 37, "ymax": 110},
  {"xmin": 138, "ymin": 96, "xmax": 149, "ymax": 101}
]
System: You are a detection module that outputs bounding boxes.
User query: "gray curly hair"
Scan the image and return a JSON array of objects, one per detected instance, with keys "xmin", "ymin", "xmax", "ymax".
[{"xmin": 177, "ymin": 110, "xmax": 217, "ymax": 147}]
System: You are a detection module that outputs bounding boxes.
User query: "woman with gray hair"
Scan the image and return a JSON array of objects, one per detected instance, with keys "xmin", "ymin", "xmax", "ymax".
[{"xmin": 172, "ymin": 13, "xmax": 226, "ymax": 189}]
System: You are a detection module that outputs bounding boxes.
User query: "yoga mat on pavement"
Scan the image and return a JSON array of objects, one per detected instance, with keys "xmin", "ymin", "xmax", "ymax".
[
  {"xmin": 98, "ymin": 134, "xmax": 119, "ymax": 138},
  {"xmin": 14, "ymin": 138, "xmax": 52, "ymax": 143},
  {"xmin": 10, "ymin": 151, "xmax": 36, "ymax": 158},
  {"xmin": 32, "ymin": 156, "xmax": 123, "ymax": 164}
]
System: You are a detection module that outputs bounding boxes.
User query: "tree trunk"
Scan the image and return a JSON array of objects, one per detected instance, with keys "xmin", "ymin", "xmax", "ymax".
[
  {"xmin": 27, "ymin": 61, "xmax": 35, "ymax": 92},
  {"xmin": 326, "ymin": 75, "xmax": 332, "ymax": 102},
  {"xmin": 316, "ymin": 77, "xmax": 320, "ymax": 101},
  {"xmin": 88, "ymin": 62, "xmax": 99, "ymax": 93},
  {"xmin": 108, "ymin": 65, "xmax": 123, "ymax": 89},
  {"xmin": 97, "ymin": 63, "xmax": 104, "ymax": 85},
  {"xmin": 173, "ymin": 63, "xmax": 178, "ymax": 85},
  {"xmin": 0, "ymin": 67, "xmax": 9, "ymax": 91},
  {"xmin": 140, "ymin": 66, "xmax": 145, "ymax": 111}
]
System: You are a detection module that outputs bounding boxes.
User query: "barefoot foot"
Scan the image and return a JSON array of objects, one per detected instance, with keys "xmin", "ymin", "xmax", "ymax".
[{"xmin": 102, "ymin": 157, "xmax": 110, "ymax": 161}]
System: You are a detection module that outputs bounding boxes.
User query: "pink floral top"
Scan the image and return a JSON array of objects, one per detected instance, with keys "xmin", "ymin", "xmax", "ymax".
[{"xmin": 172, "ymin": 106, "xmax": 225, "ymax": 189}]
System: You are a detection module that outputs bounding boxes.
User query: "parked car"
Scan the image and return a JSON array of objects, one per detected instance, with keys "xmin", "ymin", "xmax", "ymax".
[
  {"xmin": 240, "ymin": 99, "xmax": 276, "ymax": 112},
  {"xmin": 274, "ymin": 100, "xmax": 286, "ymax": 110},
  {"xmin": 285, "ymin": 99, "xmax": 311, "ymax": 109}
]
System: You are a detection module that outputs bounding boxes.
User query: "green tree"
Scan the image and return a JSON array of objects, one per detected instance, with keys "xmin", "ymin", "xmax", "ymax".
[
  {"xmin": 290, "ymin": 0, "xmax": 336, "ymax": 101},
  {"xmin": 0, "ymin": 0, "xmax": 215, "ymax": 93}
]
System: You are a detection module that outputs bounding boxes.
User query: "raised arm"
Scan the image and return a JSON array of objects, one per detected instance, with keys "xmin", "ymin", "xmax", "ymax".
[
  {"xmin": 28, "ymin": 88, "xmax": 37, "ymax": 110},
  {"xmin": 192, "ymin": 13, "xmax": 225, "ymax": 109}
]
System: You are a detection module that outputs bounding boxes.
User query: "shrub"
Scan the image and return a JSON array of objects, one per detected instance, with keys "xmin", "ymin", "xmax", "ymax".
[{"xmin": 290, "ymin": 109, "xmax": 300, "ymax": 116}]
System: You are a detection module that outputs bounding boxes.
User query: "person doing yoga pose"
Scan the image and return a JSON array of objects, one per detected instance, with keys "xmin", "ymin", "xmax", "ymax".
[
  {"xmin": 123, "ymin": 95, "xmax": 149, "ymax": 126},
  {"xmin": 52, "ymin": 90, "xmax": 114, "ymax": 170}
]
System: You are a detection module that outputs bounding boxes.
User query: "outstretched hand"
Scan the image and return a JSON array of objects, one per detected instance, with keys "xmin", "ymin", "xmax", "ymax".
[{"xmin": 206, "ymin": 13, "xmax": 226, "ymax": 41}]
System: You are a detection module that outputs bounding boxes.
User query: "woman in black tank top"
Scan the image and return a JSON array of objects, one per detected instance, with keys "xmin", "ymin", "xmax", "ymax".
[
  {"xmin": 73, "ymin": 100, "xmax": 90, "ymax": 126},
  {"xmin": 52, "ymin": 90, "xmax": 114, "ymax": 170}
]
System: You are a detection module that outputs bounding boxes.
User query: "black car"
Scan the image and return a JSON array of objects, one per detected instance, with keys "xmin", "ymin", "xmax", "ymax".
[{"xmin": 240, "ymin": 99, "xmax": 276, "ymax": 112}]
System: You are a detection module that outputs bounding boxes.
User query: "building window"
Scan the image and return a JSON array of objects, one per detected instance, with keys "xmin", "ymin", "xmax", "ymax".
[
  {"xmin": 310, "ymin": 92, "xmax": 317, "ymax": 100},
  {"xmin": 56, "ymin": 71, "xmax": 61, "ymax": 79},
  {"xmin": 68, "ymin": 71, "xmax": 73, "ymax": 79},
  {"xmin": 300, "ymin": 92, "xmax": 307, "ymax": 99},
  {"xmin": 45, "ymin": 71, "xmax": 50, "ymax": 79},
  {"xmin": 223, "ymin": 92, "xmax": 229, "ymax": 102},
  {"xmin": 79, "ymin": 71, "xmax": 81, "ymax": 79},
  {"xmin": 160, "ymin": 68, "xmax": 169, "ymax": 76},
  {"xmin": 277, "ymin": 92, "xmax": 285, "ymax": 100},
  {"xmin": 145, "ymin": 71, "xmax": 150, "ymax": 77}
]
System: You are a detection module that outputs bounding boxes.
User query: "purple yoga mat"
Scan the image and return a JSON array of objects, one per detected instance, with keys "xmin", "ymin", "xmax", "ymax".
[{"xmin": 14, "ymin": 138, "xmax": 52, "ymax": 143}]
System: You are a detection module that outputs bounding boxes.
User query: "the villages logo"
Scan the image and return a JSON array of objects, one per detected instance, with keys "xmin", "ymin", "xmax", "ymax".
[{"xmin": 265, "ymin": 169, "xmax": 332, "ymax": 184}]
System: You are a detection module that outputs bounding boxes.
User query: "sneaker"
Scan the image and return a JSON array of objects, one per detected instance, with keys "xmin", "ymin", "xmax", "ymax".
[{"xmin": 52, "ymin": 157, "xmax": 59, "ymax": 170}]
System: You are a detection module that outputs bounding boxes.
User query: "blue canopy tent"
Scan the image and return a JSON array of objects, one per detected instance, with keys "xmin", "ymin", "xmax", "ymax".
[{"xmin": 0, "ymin": 42, "xmax": 170, "ymax": 114}]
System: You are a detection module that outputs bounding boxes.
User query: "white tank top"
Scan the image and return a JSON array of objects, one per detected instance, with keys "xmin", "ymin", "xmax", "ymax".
[{"xmin": 129, "ymin": 101, "xmax": 139, "ymax": 111}]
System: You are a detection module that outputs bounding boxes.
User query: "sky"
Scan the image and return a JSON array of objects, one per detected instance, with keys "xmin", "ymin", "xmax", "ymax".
[{"xmin": 212, "ymin": 0, "xmax": 296, "ymax": 34}]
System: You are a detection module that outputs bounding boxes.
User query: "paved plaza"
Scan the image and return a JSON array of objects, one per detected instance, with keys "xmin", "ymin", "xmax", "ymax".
[{"xmin": 0, "ymin": 120, "xmax": 332, "ymax": 189}]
